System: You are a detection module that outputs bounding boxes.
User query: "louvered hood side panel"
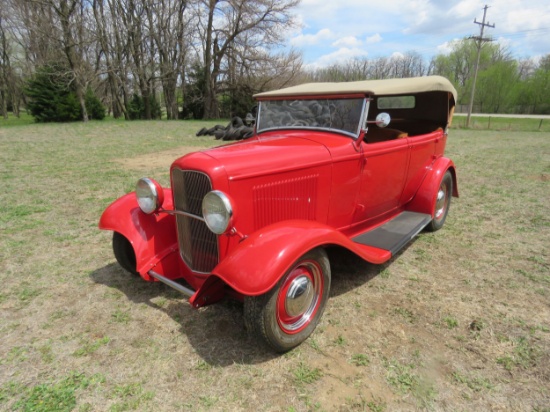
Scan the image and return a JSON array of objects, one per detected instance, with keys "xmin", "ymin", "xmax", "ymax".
[{"xmin": 253, "ymin": 175, "xmax": 319, "ymax": 230}]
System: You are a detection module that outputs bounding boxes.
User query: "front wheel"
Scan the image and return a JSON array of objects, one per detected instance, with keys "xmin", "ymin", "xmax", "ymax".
[
  {"xmin": 244, "ymin": 248, "xmax": 331, "ymax": 352},
  {"xmin": 426, "ymin": 171, "xmax": 453, "ymax": 232},
  {"xmin": 112, "ymin": 232, "xmax": 138, "ymax": 276}
]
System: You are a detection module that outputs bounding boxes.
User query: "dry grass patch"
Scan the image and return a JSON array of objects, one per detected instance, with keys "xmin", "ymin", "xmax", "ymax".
[
  {"xmin": 113, "ymin": 146, "xmax": 207, "ymax": 170},
  {"xmin": 0, "ymin": 122, "xmax": 549, "ymax": 411}
]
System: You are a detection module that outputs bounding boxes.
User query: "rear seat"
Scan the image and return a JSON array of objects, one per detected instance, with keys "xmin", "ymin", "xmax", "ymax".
[{"xmin": 364, "ymin": 128, "xmax": 408, "ymax": 143}]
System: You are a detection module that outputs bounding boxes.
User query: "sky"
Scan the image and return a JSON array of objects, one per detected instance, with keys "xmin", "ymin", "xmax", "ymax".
[{"xmin": 287, "ymin": 0, "xmax": 550, "ymax": 68}]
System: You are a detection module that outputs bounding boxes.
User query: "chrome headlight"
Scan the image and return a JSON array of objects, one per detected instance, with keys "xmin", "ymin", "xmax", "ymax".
[
  {"xmin": 202, "ymin": 190, "xmax": 233, "ymax": 234},
  {"xmin": 136, "ymin": 177, "xmax": 164, "ymax": 214}
]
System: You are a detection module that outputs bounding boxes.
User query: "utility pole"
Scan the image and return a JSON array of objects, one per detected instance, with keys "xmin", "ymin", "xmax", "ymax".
[{"xmin": 466, "ymin": 5, "xmax": 495, "ymax": 127}]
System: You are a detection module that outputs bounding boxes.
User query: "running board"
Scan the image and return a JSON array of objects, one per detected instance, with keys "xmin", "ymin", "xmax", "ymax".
[{"xmin": 353, "ymin": 211, "xmax": 432, "ymax": 256}]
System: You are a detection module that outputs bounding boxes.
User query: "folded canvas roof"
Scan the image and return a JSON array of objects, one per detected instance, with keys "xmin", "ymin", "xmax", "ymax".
[{"xmin": 255, "ymin": 75, "xmax": 457, "ymax": 103}]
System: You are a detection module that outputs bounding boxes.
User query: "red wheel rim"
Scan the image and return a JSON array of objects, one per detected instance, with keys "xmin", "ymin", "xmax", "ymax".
[{"xmin": 276, "ymin": 260, "xmax": 323, "ymax": 334}]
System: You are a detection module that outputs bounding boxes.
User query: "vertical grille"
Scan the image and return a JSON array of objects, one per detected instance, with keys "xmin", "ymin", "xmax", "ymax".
[{"xmin": 172, "ymin": 169, "xmax": 218, "ymax": 273}]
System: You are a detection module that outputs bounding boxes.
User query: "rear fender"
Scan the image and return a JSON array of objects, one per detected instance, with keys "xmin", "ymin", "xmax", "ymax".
[
  {"xmin": 209, "ymin": 220, "xmax": 391, "ymax": 298},
  {"xmin": 99, "ymin": 188, "xmax": 179, "ymax": 279},
  {"xmin": 406, "ymin": 157, "xmax": 458, "ymax": 216}
]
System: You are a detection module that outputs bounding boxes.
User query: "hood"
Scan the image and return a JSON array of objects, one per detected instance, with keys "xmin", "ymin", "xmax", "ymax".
[{"xmin": 199, "ymin": 133, "xmax": 332, "ymax": 181}]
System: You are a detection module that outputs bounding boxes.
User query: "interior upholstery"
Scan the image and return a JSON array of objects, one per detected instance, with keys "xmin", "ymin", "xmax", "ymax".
[{"xmin": 364, "ymin": 128, "xmax": 408, "ymax": 143}]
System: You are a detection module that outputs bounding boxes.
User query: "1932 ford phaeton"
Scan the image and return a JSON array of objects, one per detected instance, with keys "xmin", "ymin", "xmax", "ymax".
[{"xmin": 99, "ymin": 75, "xmax": 458, "ymax": 352}]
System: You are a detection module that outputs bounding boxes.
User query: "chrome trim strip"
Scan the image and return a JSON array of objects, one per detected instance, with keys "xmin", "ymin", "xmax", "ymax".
[
  {"xmin": 161, "ymin": 208, "xmax": 206, "ymax": 222},
  {"xmin": 257, "ymin": 125, "xmax": 359, "ymax": 139},
  {"xmin": 148, "ymin": 270, "xmax": 195, "ymax": 297}
]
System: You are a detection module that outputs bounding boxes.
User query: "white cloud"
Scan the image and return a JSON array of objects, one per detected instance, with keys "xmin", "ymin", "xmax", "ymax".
[
  {"xmin": 288, "ymin": 0, "xmax": 550, "ymax": 66},
  {"xmin": 366, "ymin": 34, "xmax": 382, "ymax": 44},
  {"xmin": 435, "ymin": 38, "xmax": 462, "ymax": 55},
  {"xmin": 332, "ymin": 36, "xmax": 362, "ymax": 48},
  {"xmin": 290, "ymin": 28, "xmax": 334, "ymax": 47},
  {"xmin": 448, "ymin": 0, "xmax": 480, "ymax": 19},
  {"xmin": 306, "ymin": 47, "xmax": 369, "ymax": 69},
  {"xmin": 496, "ymin": 36, "xmax": 512, "ymax": 50}
]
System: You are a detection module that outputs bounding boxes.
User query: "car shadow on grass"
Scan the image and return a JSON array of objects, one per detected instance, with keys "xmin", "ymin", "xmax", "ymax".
[
  {"xmin": 326, "ymin": 246, "xmax": 407, "ymax": 297},
  {"xmin": 90, "ymin": 263, "xmax": 277, "ymax": 366},
  {"xmin": 90, "ymin": 249, "xmax": 405, "ymax": 366}
]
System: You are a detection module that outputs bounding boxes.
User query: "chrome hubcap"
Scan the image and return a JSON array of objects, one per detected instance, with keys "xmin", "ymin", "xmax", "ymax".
[
  {"xmin": 277, "ymin": 261, "xmax": 323, "ymax": 333},
  {"xmin": 435, "ymin": 186, "xmax": 448, "ymax": 220},
  {"xmin": 285, "ymin": 275, "xmax": 314, "ymax": 318}
]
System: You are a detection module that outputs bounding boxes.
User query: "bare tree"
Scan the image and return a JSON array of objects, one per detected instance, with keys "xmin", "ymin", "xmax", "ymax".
[
  {"xmin": 50, "ymin": 0, "xmax": 90, "ymax": 121},
  {"xmin": 219, "ymin": 21, "xmax": 302, "ymax": 115},
  {"xmin": 305, "ymin": 52, "xmax": 428, "ymax": 83},
  {"xmin": 120, "ymin": 0, "xmax": 154, "ymax": 119},
  {"xmin": 194, "ymin": 0, "xmax": 300, "ymax": 119},
  {"xmin": 144, "ymin": 0, "xmax": 188, "ymax": 119},
  {"xmin": 13, "ymin": 1, "xmax": 62, "ymax": 67},
  {"xmin": 2, "ymin": 0, "xmax": 63, "ymax": 117},
  {"xmin": 0, "ymin": 12, "xmax": 10, "ymax": 118},
  {"xmin": 93, "ymin": 0, "xmax": 131, "ymax": 119}
]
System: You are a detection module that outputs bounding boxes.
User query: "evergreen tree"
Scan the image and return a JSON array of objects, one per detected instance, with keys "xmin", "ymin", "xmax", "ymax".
[
  {"xmin": 85, "ymin": 87, "xmax": 105, "ymax": 120},
  {"xmin": 25, "ymin": 64, "xmax": 104, "ymax": 122},
  {"xmin": 127, "ymin": 93, "xmax": 161, "ymax": 120}
]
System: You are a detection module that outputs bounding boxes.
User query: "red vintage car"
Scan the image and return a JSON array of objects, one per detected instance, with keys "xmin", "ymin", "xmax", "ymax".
[{"xmin": 99, "ymin": 75, "xmax": 458, "ymax": 352}]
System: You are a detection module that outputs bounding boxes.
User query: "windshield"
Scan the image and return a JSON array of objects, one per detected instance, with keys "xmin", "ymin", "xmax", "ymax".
[{"xmin": 257, "ymin": 98, "xmax": 366, "ymax": 137}]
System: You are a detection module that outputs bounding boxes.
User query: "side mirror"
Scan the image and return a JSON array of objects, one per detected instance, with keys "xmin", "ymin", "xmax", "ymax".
[{"xmin": 374, "ymin": 112, "xmax": 391, "ymax": 128}]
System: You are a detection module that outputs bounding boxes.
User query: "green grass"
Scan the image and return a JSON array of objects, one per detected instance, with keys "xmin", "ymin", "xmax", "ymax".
[
  {"xmin": 350, "ymin": 353, "xmax": 370, "ymax": 366},
  {"xmin": 0, "ymin": 112, "xmax": 35, "ymax": 126},
  {"xmin": 384, "ymin": 358, "xmax": 419, "ymax": 394},
  {"xmin": 393, "ymin": 307, "xmax": 416, "ymax": 323},
  {"xmin": 444, "ymin": 316, "xmax": 459, "ymax": 329},
  {"xmin": 452, "ymin": 371, "xmax": 493, "ymax": 392},
  {"xmin": 496, "ymin": 336, "xmax": 541, "ymax": 371},
  {"xmin": 12, "ymin": 372, "xmax": 104, "ymax": 412},
  {"xmin": 0, "ymin": 120, "xmax": 548, "ymax": 411},
  {"xmin": 292, "ymin": 362, "xmax": 322, "ymax": 384},
  {"xmin": 110, "ymin": 308, "xmax": 131, "ymax": 324},
  {"xmin": 73, "ymin": 336, "xmax": 110, "ymax": 357},
  {"xmin": 453, "ymin": 114, "xmax": 550, "ymax": 132}
]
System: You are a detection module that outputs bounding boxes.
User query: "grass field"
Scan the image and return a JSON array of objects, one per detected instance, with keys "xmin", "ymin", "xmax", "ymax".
[
  {"xmin": 453, "ymin": 115, "xmax": 550, "ymax": 133},
  {"xmin": 0, "ymin": 119, "xmax": 549, "ymax": 411}
]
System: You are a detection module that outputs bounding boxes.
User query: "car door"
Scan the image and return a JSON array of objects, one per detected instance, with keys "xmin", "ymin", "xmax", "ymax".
[
  {"xmin": 399, "ymin": 130, "xmax": 440, "ymax": 205},
  {"xmin": 353, "ymin": 138, "xmax": 410, "ymax": 224}
]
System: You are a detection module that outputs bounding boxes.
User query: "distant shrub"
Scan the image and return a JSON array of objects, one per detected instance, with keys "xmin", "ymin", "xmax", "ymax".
[
  {"xmin": 180, "ymin": 62, "xmax": 205, "ymax": 119},
  {"xmin": 127, "ymin": 93, "xmax": 161, "ymax": 120},
  {"xmin": 25, "ymin": 64, "xmax": 104, "ymax": 122},
  {"xmin": 85, "ymin": 88, "xmax": 105, "ymax": 120}
]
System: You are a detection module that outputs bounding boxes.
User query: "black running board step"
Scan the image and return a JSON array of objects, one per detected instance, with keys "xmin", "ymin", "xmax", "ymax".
[{"xmin": 353, "ymin": 211, "xmax": 432, "ymax": 255}]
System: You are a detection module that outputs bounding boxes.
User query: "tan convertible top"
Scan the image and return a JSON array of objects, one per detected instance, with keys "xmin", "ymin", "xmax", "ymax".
[{"xmin": 255, "ymin": 75, "xmax": 457, "ymax": 103}]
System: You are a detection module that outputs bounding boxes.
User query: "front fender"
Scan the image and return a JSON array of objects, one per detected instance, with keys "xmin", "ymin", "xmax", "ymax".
[
  {"xmin": 210, "ymin": 220, "xmax": 391, "ymax": 297},
  {"xmin": 99, "ymin": 188, "xmax": 179, "ymax": 277},
  {"xmin": 406, "ymin": 157, "xmax": 458, "ymax": 216}
]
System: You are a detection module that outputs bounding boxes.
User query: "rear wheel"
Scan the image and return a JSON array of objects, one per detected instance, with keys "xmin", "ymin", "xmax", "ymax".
[
  {"xmin": 426, "ymin": 171, "xmax": 453, "ymax": 232},
  {"xmin": 112, "ymin": 232, "xmax": 138, "ymax": 275},
  {"xmin": 244, "ymin": 248, "xmax": 331, "ymax": 352}
]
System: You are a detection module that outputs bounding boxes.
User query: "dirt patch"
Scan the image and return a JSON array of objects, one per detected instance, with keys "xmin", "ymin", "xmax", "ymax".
[
  {"xmin": 113, "ymin": 146, "xmax": 207, "ymax": 170},
  {"xmin": 527, "ymin": 173, "xmax": 550, "ymax": 182}
]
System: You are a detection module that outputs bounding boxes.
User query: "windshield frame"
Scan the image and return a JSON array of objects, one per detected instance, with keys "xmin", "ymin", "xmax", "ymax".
[{"xmin": 256, "ymin": 95, "xmax": 369, "ymax": 140}]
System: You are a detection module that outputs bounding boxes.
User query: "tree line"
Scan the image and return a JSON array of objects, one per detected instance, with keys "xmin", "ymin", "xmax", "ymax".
[
  {"xmin": 1, "ymin": 0, "xmax": 548, "ymax": 122},
  {"xmin": 306, "ymin": 43, "xmax": 549, "ymax": 115},
  {"xmin": 0, "ymin": 0, "xmax": 302, "ymax": 121}
]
